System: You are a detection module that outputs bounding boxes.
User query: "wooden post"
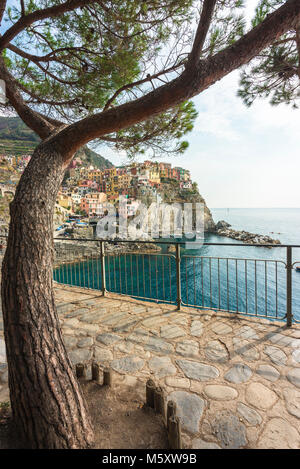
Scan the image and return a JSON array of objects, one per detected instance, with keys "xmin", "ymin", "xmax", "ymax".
[
  {"xmin": 103, "ymin": 367, "xmax": 112, "ymax": 386},
  {"xmin": 167, "ymin": 400, "xmax": 177, "ymax": 431},
  {"xmin": 154, "ymin": 386, "xmax": 165, "ymax": 420},
  {"xmin": 146, "ymin": 379, "xmax": 155, "ymax": 408},
  {"xmin": 92, "ymin": 363, "xmax": 100, "ymax": 383},
  {"xmin": 75, "ymin": 363, "xmax": 86, "ymax": 379},
  {"xmin": 168, "ymin": 415, "xmax": 182, "ymax": 449}
]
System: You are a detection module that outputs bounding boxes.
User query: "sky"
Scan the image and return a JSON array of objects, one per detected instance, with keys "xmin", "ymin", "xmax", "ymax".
[
  {"xmin": 2, "ymin": 1, "xmax": 300, "ymax": 208},
  {"xmin": 99, "ymin": 0, "xmax": 300, "ymax": 209}
]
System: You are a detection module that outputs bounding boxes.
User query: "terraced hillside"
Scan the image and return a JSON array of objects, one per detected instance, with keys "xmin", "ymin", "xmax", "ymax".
[
  {"xmin": 0, "ymin": 116, "xmax": 39, "ymax": 155},
  {"xmin": 0, "ymin": 116, "xmax": 113, "ymax": 168}
]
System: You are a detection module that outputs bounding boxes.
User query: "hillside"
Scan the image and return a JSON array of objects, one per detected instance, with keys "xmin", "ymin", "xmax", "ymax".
[
  {"xmin": 0, "ymin": 116, "xmax": 113, "ymax": 169},
  {"xmin": 0, "ymin": 116, "xmax": 39, "ymax": 155}
]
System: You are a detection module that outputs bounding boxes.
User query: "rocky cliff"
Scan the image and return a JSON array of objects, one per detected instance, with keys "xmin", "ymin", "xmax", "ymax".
[{"xmin": 158, "ymin": 179, "xmax": 215, "ymax": 233}]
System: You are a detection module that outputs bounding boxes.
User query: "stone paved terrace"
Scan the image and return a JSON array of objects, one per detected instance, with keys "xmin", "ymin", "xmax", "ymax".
[{"xmin": 0, "ymin": 284, "xmax": 300, "ymax": 449}]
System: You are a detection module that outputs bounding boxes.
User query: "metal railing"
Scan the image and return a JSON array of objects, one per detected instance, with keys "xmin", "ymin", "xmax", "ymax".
[{"xmin": 51, "ymin": 238, "xmax": 300, "ymax": 327}]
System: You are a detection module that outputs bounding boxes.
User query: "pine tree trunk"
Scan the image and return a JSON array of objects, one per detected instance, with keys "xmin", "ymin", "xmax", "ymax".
[{"xmin": 1, "ymin": 142, "xmax": 95, "ymax": 449}]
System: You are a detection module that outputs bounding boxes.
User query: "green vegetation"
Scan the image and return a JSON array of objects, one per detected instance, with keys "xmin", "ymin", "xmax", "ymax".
[
  {"xmin": 238, "ymin": 0, "xmax": 300, "ymax": 108},
  {"xmin": 0, "ymin": 116, "xmax": 39, "ymax": 155},
  {"xmin": 77, "ymin": 146, "xmax": 113, "ymax": 170},
  {"xmin": 159, "ymin": 178, "xmax": 202, "ymax": 204},
  {"xmin": 4, "ymin": 0, "xmax": 204, "ymax": 158},
  {"xmin": 0, "ymin": 117, "xmax": 113, "ymax": 169}
]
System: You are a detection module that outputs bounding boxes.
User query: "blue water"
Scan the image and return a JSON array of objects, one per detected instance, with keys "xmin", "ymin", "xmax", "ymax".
[
  {"xmin": 54, "ymin": 209, "xmax": 300, "ymax": 323},
  {"xmin": 211, "ymin": 208, "xmax": 300, "ymax": 246}
]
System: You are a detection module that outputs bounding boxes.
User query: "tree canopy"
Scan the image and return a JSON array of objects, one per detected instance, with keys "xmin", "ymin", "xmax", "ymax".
[
  {"xmin": 239, "ymin": 0, "xmax": 300, "ymax": 108},
  {"xmin": 1, "ymin": 0, "xmax": 300, "ymax": 450},
  {"xmin": 0, "ymin": 1, "xmax": 300, "ymax": 158},
  {"xmin": 0, "ymin": 0, "xmax": 258, "ymax": 157}
]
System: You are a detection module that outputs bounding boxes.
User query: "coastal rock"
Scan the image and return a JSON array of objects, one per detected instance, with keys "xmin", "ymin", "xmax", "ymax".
[
  {"xmin": 215, "ymin": 225, "xmax": 281, "ymax": 246},
  {"xmin": 215, "ymin": 220, "xmax": 231, "ymax": 230},
  {"xmin": 0, "ymin": 368, "xmax": 8, "ymax": 384}
]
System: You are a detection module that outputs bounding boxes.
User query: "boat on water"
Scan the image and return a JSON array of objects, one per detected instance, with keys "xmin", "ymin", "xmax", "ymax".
[{"xmin": 296, "ymin": 266, "xmax": 300, "ymax": 272}]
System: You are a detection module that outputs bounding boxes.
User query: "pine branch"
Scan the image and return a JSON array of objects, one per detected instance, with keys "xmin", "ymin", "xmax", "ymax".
[
  {"xmin": 0, "ymin": 0, "xmax": 97, "ymax": 51},
  {"xmin": 186, "ymin": 0, "xmax": 217, "ymax": 69},
  {"xmin": 0, "ymin": 57, "xmax": 63, "ymax": 139}
]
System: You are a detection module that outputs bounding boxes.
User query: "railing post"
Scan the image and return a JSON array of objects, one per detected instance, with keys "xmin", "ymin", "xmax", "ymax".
[
  {"xmin": 286, "ymin": 246, "xmax": 293, "ymax": 327},
  {"xmin": 176, "ymin": 243, "xmax": 181, "ymax": 310},
  {"xmin": 100, "ymin": 241, "xmax": 106, "ymax": 296}
]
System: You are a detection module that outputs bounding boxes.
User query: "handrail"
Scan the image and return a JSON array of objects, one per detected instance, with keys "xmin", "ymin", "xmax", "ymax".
[
  {"xmin": 1, "ymin": 233, "xmax": 300, "ymax": 248},
  {"xmin": 0, "ymin": 234, "xmax": 299, "ymax": 326}
]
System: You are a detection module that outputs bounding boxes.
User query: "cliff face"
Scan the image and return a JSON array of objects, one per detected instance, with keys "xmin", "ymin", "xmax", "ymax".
[{"xmin": 158, "ymin": 179, "xmax": 215, "ymax": 233}]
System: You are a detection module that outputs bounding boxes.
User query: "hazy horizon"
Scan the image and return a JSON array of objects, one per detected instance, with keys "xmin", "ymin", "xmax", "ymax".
[{"xmin": 211, "ymin": 207, "xmax": 300, "ymax": 210}]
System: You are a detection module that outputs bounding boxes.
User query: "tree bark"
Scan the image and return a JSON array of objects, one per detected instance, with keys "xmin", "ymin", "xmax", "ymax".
[{"xmin": 1, "ymin": 142, "xmax": 95, "ymax": 449}]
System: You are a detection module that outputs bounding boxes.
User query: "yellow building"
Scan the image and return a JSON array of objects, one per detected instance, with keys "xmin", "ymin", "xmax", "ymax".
[
  {"xmin": 103, "ymin": 167, "xmax": 116, "ymax": 179},
  {"xmin": 149, "ymin": 166, "xmax": 160, "ymax": 184},
  {"xmin": 88, "ymin": 169, "xmax": 103, "ymax": 183},
  {"xmin": 117, "ymin": 174, "xmax": 132, "ymax": 189},
  {"xmin": 57, "ymin": 195, "xmax": 72, "ymax": 210}
]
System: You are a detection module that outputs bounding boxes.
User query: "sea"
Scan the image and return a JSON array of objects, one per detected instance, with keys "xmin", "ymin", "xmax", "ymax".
[{"xmin": 54, "ymin": 208, "xmax": 300, "ymax": 323}]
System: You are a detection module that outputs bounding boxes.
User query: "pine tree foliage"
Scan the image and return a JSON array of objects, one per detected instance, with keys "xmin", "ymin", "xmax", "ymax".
[
  {"xmin": 2, "ymin": 0, "xmax": 246, "ymax": 156},
  {"xmin": 238, "ymin": 0, "xmax": 300, "ymax": 108}
]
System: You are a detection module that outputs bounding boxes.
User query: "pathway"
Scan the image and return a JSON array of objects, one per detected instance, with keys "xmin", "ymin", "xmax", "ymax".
[{"xmin": 0, "ymin": 284, "xmax": 300, "ymax": 449}]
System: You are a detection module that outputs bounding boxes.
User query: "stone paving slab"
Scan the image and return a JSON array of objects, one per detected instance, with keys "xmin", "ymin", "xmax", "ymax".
[{"xmin": 0, "ymin": 284, "xmax": 300, "ymax": 449}]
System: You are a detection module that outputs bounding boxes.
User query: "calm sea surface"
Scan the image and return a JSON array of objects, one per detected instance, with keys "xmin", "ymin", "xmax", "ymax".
[{"xmin": 54, "ymin": 208, "xmax": 300, "ymax": 322}]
